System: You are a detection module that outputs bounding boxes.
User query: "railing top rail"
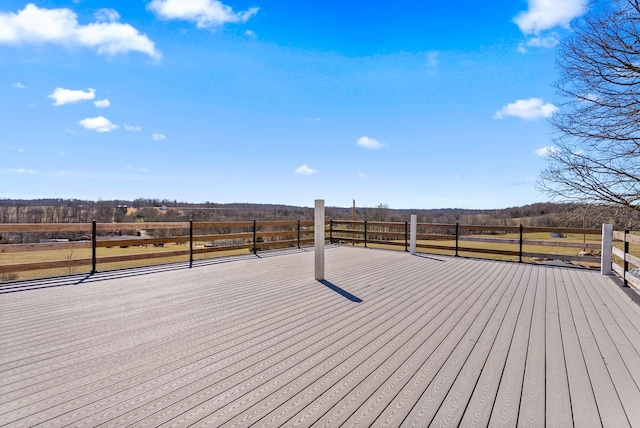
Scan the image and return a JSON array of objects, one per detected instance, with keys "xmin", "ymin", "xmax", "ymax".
[
  {"xmin": 0, "ymin": 223, "xmax": 92, "ymax": 233},
  {"xmin": 193, "ymin": 221, "xmax": 254, "ymax": 228},
  {"xmin": 97, "ymin": 222, "xmax": 190, "ymax": 231},
  {"xmin": 459, "ymin": 225, "xmax": 521, "ymax": 233},
  {"xmin": 416, "ymin": 223, "xmax": 456, "ymax": 229}
]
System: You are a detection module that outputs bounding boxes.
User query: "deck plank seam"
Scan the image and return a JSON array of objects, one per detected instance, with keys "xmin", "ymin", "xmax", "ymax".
[
  {"xmin": 1, "ymin": 254, "xmax": 436, "ymax": 424},
  {"xmin": 388, "ymin": 263, "xmax": 516, "ymax": 426},
  {"xmin": 71, "ymin": 252, "xmax": 476, "ymax": 426},
  {"xmin": 130, "ymin": 254, "xmax": 488, "ymax": 424}
]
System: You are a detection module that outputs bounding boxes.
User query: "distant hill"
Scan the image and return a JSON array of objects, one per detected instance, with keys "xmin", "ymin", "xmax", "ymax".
[{"xmin": 1, "ymin": 199, "xmax": 639, "ymax": 230}]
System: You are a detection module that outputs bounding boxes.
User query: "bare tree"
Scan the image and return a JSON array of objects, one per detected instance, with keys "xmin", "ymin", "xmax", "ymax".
[{"xmin": 539, "ymin": 0, "xmax": 640, "ymax": 210}]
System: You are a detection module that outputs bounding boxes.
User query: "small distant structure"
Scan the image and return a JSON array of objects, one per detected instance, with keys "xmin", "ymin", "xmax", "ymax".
[
  {"xmin": 550, "ymin": 232, "xmax": 565, "ymax": 238},
  {"xmin": 159, "ymin": 205, "xmax": 169, "ymax": 211}
]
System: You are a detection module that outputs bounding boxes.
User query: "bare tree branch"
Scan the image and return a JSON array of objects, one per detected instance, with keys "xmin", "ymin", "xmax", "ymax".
[{"xmin": 540, "ymin": 0, "xmax": 640, "ymax": 211}]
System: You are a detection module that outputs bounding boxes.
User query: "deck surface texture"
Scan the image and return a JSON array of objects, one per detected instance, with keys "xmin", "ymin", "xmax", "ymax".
[{"xmin": 1, "ymin": 246, "xmax": 640, "ymax": 427}]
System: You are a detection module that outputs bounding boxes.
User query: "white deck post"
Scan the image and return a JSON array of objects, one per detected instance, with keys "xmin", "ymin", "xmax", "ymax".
[
  {"xmin": 315, "ymin": 199, "xmax": 325, "ymax": 280},
  {"xmin": 601, "ymin": 223, "xmax": 613, "ymax": 275},
  {"xmin": 410, "ymin": 214, "xmax": 417, "ymax": 255}
]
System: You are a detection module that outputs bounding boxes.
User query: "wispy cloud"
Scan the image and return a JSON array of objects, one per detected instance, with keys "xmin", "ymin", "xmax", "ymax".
[
  {"xmin": 356, "ymin": 136, "xmax": 385, "ymax": 150},
  {"xmin": 124, "ymin": 124, "xmax": 141, "ymax": 131},
  {"xmin": 0, "ymin": 4, "xmax": 160, "ymax": 58},
  {"xmin": 152, "ymin": 133, "xmax": 166, "ymax": 141},
  {"xmin": 79, "ymin": 116, "xmax": 118, "ymax": 132},
  {"xmin": 493, "ymin": 98, "xmax": 558, "ymax": 120},
  {"xmin": 148, "ymin": 0, "xmax": 259, "ymax": 29},
  {"xmin": 8, "ymin": 168, "xmax": 35, "ymax": 174},
  {"xmin": 305, "ymin": 117, "xmax": 323, "ymax": 122},
  {"xmin": 94, "ymin": 99, "xmax": 110, "ymax": 108},
  {"xmin": 49, "ymin": 87, "xmax": 95, "ymax": 106},
  {"xmin": 12, "ymin": 82, "xmax": 25, "ymax": 89},
  {"xmin": 426, "ymin": 51, "xmax": 439, "ymax": 68},
  {"xmin": 295, "ymin": 164, "xmax": 318, "ymax": 176},
  {"xmin": 534, "ymin": 146, "xmax": 558, "ymax": 157},
  {"xmin": 518, "ymin": 34, "xmax": 560, "ymax": 53}
]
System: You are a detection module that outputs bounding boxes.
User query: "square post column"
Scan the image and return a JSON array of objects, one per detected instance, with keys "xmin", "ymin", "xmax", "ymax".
[
  {"xmin": 410, "ymin": 214, "xmax": 417, "ymax": 255},
  {"xmin": 315, "ymin": 199, "xmax": 325, "ymax": 280},
  {"xmin": 601, "ymin": 224, "xmax": 613, "ymax": 275}
]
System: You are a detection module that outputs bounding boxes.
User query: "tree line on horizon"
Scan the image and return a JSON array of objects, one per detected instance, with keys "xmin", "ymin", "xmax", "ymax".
[{"xmin": 1, "ymin": 198, "xmax": 639, "ymax": 231}]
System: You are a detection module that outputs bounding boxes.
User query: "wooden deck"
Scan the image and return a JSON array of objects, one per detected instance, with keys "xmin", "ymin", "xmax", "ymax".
[{"xmin": 1, "ymin": 246, "xmax": 640, "ymax": 427}]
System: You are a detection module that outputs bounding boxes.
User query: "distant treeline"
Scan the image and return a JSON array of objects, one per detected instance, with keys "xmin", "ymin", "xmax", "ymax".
[{"xmin": 1, "ymin": 198, "xmax": 639, "ymax": 230}]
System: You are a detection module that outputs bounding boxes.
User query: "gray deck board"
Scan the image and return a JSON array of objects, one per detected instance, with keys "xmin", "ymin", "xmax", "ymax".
[
  {"xmin": 554, "ymin": 268, "xmax": 601, "ymax": 428},
  {"xmin": 1, "ymin": 246, "xmax": 639, "ymax": 427}
]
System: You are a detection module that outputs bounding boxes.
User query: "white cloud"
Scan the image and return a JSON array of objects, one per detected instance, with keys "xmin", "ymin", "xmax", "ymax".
[
  {"xmin": 148, "ymin": 0, "xmax": 259, "ymax": 29},
  {"xmin": 305, "ymin": 117, "xmax": 322, "ymax": 122},
  {"xmin": 49, "ymin": 87, "xmax": 95, "ymax": 106},
  {"xmin": 514, "ymin": 0, "xmax": 585, "ymax": 34},
  {"xmin": 8, "ymin": 168, "xmax": 35, "ymax": 174},
  {"xmin": 12, "ymin": 82, "xmax": 25, "ymax": 89},
  {"xmin": 295, "ymin": 164, "xmax": 318, "ymax": 176},
  {"xmin": 356, "ymin": 136, "xmax": 384, "ymax": 150},
  {"xmin": 94, "ymin": 8, "xmax": 120, "ymax": 23},
  {"xmin": 534, "ymin": 146, "xmax": 558, "ymax": 157},
  {"xmin": 79, "ymin": 116, "xmax": 117, "ymax": 132},
  {"xmin": 426, "ymin": 51, "xmax": 439, "ymax": 68},
  {"xmin": 124, "ymin": 124, "xmax": 141, "ymax": 131},
  {"xmin": 526, "ymin": 34, "xmax": 559, "ymax": 48},
  {"xmin": 493, "ymin": 98, "xmax": 558, "ymax": 120},
  {"xmin": 152, "ymin": 133, "xmax": 166, "ymax": 141},
  {"xmin": 519, "ymin": 34, "xmax": 560, "ymax": 52},
  {"xmin": 0, "ymin": 4, "xmax": 160, "ymax": 58},
  {"xmin": 94, "ymin": 98, "xmax": 110, "ymax": 108}
]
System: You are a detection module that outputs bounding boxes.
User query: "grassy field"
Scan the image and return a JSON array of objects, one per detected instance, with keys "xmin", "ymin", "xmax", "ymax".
[
  {"xmin": 343, "ymin": 232, "xmax": 604, "ymax": 265},
  {"xmin": 0, "ymin": 243, "xmax": 252, "ymax": 282}
]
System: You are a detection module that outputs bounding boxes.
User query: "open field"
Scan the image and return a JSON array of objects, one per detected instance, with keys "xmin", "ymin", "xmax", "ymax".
[
  {"xmin": 0, "ymin": 243, "xmax": 252, "ymax": 281},
  {"xmin": 348, "ymin": 232, "xmax": 603, "ymax": 263}
]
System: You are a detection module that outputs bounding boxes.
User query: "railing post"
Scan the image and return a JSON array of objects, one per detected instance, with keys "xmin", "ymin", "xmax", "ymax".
[
  {"xmin": 364, "ymin": 220, "xmax": 368, "ymax": 248},
  {"xmin": 601, "ymin": 224, "xmax": 613, "ymax": 275},
  {"xmin": 189, "ymin": 218, "xmax": 193, "ymax": 267},
  {"xmin": 404, "ymin": 221, "xmax": 408, "ymax": 252},
  {"xmin": 330, "ymin": 219, "xmax": 333, "ymax": 244},
  {"xmin": 455, "ymin": 223, "xmax": 459, "ymax": 257},
  {"xmin": 297, "ymin": 219, "xmax": 301, "ymax": 249},
  {"xmin": 315, "ymin": 199, "xmax": 325, "ymax": 281},
  {"xmin": 624, "ymin": 229, "xmax": 630, "ymax": 286},
  {"xmin": 410, "ymin": 215, "xmax": 417, "ymax": 255},
  {"xmin": 519, "ymin": 224, "xmax": 524, "ymax": 263},
  {"xmin": 253, "ymin": 219, "xmax": 257, "ymax": 255},
  {"xmin": 91, "ymin": 220, "xmax": 97, "ymax": 274}
]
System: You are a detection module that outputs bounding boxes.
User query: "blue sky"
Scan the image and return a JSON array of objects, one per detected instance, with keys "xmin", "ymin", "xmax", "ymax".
[{"xmin": 0, "ymin": 0, "xmax": 586, "ymax": 209}]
